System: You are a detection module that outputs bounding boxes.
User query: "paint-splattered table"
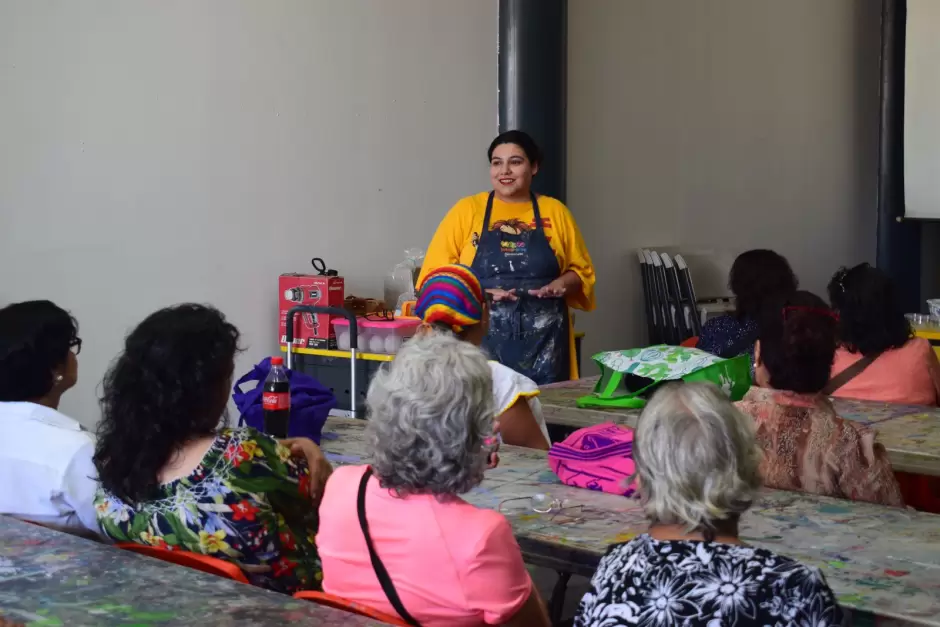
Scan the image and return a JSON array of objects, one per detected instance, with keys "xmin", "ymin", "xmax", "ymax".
[
  {"xmin": 322, "ymin": 417, "xmax": 940, "ymax": 626},
  {"xmin": 539, "ymin": 377, "xmax": 940, "ymax": 477},
  {"xmin": 0, "ymin": 516, "xmax": 382, "ymax": 627}
]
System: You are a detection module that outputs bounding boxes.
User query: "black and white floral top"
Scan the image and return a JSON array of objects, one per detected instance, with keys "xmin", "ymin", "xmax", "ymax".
[{"xmin": 575, "ymin": 534, "xmax": 844, "ymax": 627}]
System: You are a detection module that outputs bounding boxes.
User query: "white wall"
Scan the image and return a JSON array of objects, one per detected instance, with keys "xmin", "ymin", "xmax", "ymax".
[
  {"xmin": 0, "ymin": 0, "xmax": 497, "ymax": 427},
  {"xmin": 568, "ymin": 0, "xmax": 881, "ymax": 361}
]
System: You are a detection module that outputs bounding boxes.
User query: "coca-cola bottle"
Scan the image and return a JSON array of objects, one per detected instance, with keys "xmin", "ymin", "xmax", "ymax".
[{"xmin": 262, "ymin": 357, "xmax": 290, "ymax": 438}]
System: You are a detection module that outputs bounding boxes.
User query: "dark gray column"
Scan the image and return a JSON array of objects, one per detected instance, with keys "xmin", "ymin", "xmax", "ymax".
[
  {"xmin": 878, "ymin": 0, "xmax": 921, "ymax": 311},
  {"xmin": 498, "ymin": 0, "xmax": 567, "ymax": 202}
]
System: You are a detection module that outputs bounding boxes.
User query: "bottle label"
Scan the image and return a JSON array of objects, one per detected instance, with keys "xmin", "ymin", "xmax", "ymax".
[{"xmin": 263, "ymin": 391, "xmax": 290, "ymax": 411}]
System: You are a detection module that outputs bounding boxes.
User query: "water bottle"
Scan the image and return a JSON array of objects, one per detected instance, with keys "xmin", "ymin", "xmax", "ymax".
[{"xmin": 262, "ymin": 357, "xmax": 290, "ymax": 438}]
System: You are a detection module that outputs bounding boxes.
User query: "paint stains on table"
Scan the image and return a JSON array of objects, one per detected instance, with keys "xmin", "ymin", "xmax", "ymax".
[{"xmin": 321, "ymin": 417, "xmax": 940, "ymax": 626}]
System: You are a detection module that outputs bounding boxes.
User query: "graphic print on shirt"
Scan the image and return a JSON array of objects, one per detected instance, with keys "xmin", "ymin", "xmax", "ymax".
[
  {"xmin": 485, "ymin": 218, "xmax": 556, "ymax": 259},
  {"xmin": 489, "ymin": 218, "xmax": 553, "ymax": 239},
  {"xmin": 491, "ymin": 219, "xmax": 531, "ymax": 235}
]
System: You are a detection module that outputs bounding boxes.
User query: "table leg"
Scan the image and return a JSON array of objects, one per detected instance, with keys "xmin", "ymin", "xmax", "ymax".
[{"xmin": 549, "ymin": 570, "xmax": 572, "ymax": 626}]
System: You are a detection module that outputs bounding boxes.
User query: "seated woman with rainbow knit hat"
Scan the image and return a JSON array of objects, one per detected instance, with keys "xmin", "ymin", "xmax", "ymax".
[{"xmin": 415, "ymin": 264, "xmax": 550, "ymax": 450}]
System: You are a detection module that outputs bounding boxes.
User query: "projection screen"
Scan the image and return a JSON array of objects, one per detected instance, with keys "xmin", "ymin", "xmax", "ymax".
[{"xmin": 904, "ymin": 0, "xmax": 940, "ymax": 219}]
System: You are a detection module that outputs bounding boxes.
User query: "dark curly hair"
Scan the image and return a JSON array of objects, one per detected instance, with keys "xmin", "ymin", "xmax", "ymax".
[
  {"xmin": 729, "ymin": 249, "xmax": 799, "ymax": 320},
  {"xmin": 0, "ymin": 301, "xmax": 78, "ymax": 401},
  {"xmin": 94, "ymin": 304, "xmax": 241, "ymax": 504},
  {"xmin": 828, "ymin": 263, "xmax": 911, "ymax": 356},
  {"xmin": 488, "ymin": 130, "xmax": 542, "ymax": 167},
  {"xmin": 757, "ymin": 291, "xmax": 837, "ymax": 393}
]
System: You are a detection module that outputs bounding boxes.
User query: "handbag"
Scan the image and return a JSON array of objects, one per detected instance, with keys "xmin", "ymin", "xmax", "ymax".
[
  {"xmin": 821, "ymin": 351, "xmax": 883, "ymax": 395},
  {"xmin": 548, "ymin": 423, "xmax": 637, "ymax": 497},
  {"xmin": 357, "ymin": 467, "xmax": 421, "ymax": 626},
  {"xmin": 232, "ymin": 357, "xmax": 336, "ymax": 444},
  {"xmin": 577, "ymin": 345, "xmax": 751, "ymax": 409}
]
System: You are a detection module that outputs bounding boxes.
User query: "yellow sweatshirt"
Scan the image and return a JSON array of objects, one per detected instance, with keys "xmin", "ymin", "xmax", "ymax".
[{"xmin": 420, "ymin": 192, "xmax": 596, "ymax": 379}]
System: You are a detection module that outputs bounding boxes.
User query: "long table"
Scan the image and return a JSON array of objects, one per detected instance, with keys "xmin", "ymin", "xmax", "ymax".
[
  {"xmin": 321, "ymin": 417, "xmax": 940, "ymax": 626},
  {"xmin": 539, "ymin": 377, "xmax": 940, "ymax": 477},
  {"xmin": 0, "ymin": 516, "xmax": 382, "ymax": 626}
]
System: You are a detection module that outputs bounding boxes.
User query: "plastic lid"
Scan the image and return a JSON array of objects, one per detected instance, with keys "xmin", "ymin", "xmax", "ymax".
[{"xmin": 271, "ymin": 356, "xmax": 284, "ymax": 365}]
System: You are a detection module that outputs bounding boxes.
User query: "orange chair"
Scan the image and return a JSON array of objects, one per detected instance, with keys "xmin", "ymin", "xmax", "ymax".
[
  {"xmin": 895, "ymin": 471, "xmax": 940, "ymax": 514},
  {"xmin": 115, "ymin": 543, "xmax": 250, "ymax": 584},
  {"xmin": 294, "ymin": 591, "xmax": 410, "ymax": 626},
  {"xmin": 680, "ymin": 336, "xmax": 699, "ymax": 348}
]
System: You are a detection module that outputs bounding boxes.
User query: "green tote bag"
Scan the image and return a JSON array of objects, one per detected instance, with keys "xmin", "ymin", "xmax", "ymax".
[{"xmin": 577, "ymin": 345, "xmax": 751, "ymax": 409}]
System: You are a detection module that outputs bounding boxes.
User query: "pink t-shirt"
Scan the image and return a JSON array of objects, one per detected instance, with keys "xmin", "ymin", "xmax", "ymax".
[
  {"xmin": 317, "ymin": 465, "xmax": 533, "ymax": 627},
  {"xmin": 830, "ymin": 338, "xmax": 940, "ymax": 406}
]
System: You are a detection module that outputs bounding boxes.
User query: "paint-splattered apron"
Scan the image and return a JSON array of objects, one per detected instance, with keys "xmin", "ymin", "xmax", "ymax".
[{"xmin": 470, "ymin": 191, "xmax": 570, "ymax": 384}]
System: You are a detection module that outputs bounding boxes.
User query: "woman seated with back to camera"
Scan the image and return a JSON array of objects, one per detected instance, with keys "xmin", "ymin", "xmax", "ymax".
[
  {"xmin": 697, "ymin": 249, "xmax": 798, "ymax": 363},
  {"xmin": 93, "ymin": 304, "xmax": 331, "ymax": 593},
  {"xmin": 317, "ymin": 332, "xmax": 551, "ymax": 627},
  {"xmin": 828, "ymin": 263, "xmax": 940, "ymax": 405},
  {"xmin": 0, "ymin": 301, "xmax": 99, "ymax": 537},
  {"xmin": 575, "ymin": 382, "xmax": 843, "ymax": 627},
  {"xmin": 416, "ymin": 264, "xmax": 550, "ymax": 449},
  {"xmin": 737, "ymin": 291, "xmax": 904, "ymax": 507}
]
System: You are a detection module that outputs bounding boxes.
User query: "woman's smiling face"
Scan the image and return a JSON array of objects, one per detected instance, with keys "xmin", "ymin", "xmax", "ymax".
[{"xmin": 490, "ymin": 142, "xmax": 538, "ymax": 201}]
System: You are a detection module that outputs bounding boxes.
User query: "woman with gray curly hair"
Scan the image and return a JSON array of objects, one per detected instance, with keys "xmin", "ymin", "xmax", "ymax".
[
  {"xmin": 575, "ymin": 382, "xmax": 844, "ymax": 627},
  {"xmin": 317, "ymin": 332, "xmax": 550, "ymax": 627}
]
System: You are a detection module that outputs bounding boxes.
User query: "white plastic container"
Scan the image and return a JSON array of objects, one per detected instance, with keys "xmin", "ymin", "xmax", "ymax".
[
  {"xmin": 332, "ymin": 317, "xmax": 421, "ymax": 355},
  {"xmin": 927, "ymin": 299, "xmax": 940, "ymax": 321}
]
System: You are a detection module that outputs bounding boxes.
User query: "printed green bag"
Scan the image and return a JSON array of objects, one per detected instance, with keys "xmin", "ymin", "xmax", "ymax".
[{"xmin": 577, "ymin": 345, "xmax": 751, "ymax": 409}]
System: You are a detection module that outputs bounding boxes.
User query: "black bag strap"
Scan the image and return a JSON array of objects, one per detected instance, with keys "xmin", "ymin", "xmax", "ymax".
[
  {"xmin": 821, "ymin": 351, "xmax": 883, "ymax": 395},
  {"xmin": 357, "ymin": 467, "xmax": 421, "ymax": 627}
]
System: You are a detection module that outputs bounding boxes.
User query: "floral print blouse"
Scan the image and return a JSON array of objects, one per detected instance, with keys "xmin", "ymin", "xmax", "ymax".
[
  {"xmin": 95, "ymin": 427, "xmax": 321, "ymax": 593},
  {"xmin": 575, "ymin": 534, "xmax": 844, "ymax": 626},
  {"xmin": 737, "ymin": 387, "xmax": 905, "ymax": 507}
]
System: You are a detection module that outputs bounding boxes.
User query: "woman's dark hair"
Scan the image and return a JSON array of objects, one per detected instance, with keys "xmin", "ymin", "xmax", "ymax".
[
  {"xmin": 828, "ymin": 263, "xmax": 911, "ymax": 356},
  {"xmin": 94, "ymin": 304, "xmax": 241, "ymax": 504},
  {"xmin": 487, "ymin": 130, "xmax": 542, "ymax": 167},
  {"xmin": 0, "ymin": 301, "xmax": 78, "ymax": 401},
  {"xmin": 757, "ymin": 291, "xmax": 837, "ymax": 394},
  {"xmin": 729, "ymin": 249, "xmax": 799, "ymax": 320}
]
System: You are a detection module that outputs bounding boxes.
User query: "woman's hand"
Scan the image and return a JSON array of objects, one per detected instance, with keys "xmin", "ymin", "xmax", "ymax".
[
  {"xmin": 486, "ymin": 288, "xmax": 518, "ymax": 302},
  {"xmin": 485, "ymin": 422, "xmax": 501, "ymax": 469},
  {"xmin": 529, "ymin": 271, "xmax": 582, "ymax": 299},
  {"xmin": 281, "ymin": 437, "xmax": 333, "ymax": 502},
  {"xmin": 528, "ymin": 279, "xmax": 567, "ymax": 299}
]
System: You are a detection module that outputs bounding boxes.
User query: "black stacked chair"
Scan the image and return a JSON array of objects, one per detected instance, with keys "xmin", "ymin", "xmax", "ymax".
[
  {"xmin": 640, "ymin": 249, "xmax": 724, "ymax": 345},
  {"xmin": 660, "ymin": 252, "xmax": 694, "ymax": 342},
  {"xmin": 648, "ymin": 251, "xmax": 679, "ymax": 345},
  {"xmin": 637, "ymin": 250, "xmax": 659, "ymax": 344},
  {"xmin": 674, "ymin": 254, "xmax": 703, "ymax": 337}
]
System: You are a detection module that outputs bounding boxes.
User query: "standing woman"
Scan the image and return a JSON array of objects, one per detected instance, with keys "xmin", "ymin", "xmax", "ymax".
[{"xmin": 419, "ymin": 130, "xmax": 595, "ymax": 384}]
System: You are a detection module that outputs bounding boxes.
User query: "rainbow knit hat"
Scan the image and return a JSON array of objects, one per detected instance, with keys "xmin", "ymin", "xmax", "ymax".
[{"xmin": 415, "ymin": 264, "xmax": 485, "ymax": 333}]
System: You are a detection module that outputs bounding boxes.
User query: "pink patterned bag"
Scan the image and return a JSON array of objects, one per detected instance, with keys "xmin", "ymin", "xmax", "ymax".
[{"xmin": 548, "ymin": 423, "xmax": 637, "ymax": 497}]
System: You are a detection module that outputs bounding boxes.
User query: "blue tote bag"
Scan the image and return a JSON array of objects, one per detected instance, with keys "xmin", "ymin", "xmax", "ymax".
[{"xmin": 232, "ymin": 357, "xmax": 336, "ymax": 444}]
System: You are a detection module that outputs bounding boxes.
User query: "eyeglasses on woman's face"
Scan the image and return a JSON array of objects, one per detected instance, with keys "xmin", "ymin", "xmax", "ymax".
[{"xmin": 70, "ymin": 337, "xmax": 82, "ymax": 355}]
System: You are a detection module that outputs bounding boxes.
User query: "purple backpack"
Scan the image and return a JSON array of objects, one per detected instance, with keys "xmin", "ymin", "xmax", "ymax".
[
  {"xmin": 232, "ymin": 357, "xmax": 336, "ymax": 444},
  {"xmin": 548, "ymin": 423, "xmax": 637, "ymax": 497}
]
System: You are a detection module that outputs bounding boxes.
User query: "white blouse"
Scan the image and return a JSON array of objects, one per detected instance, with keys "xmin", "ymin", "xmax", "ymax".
[
  {"xmin": 488, "ymin": 361, "xmax": 550, "ymax": 444},
  {"xmin": 0, "ymin": 401, "xmax": 100, "ymax": 535}
]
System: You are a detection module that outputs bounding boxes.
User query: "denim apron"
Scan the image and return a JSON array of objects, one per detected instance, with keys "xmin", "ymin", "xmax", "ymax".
[{"xmin": 470, "ymin": 191, "xmax": 570, "ymax": 384}]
